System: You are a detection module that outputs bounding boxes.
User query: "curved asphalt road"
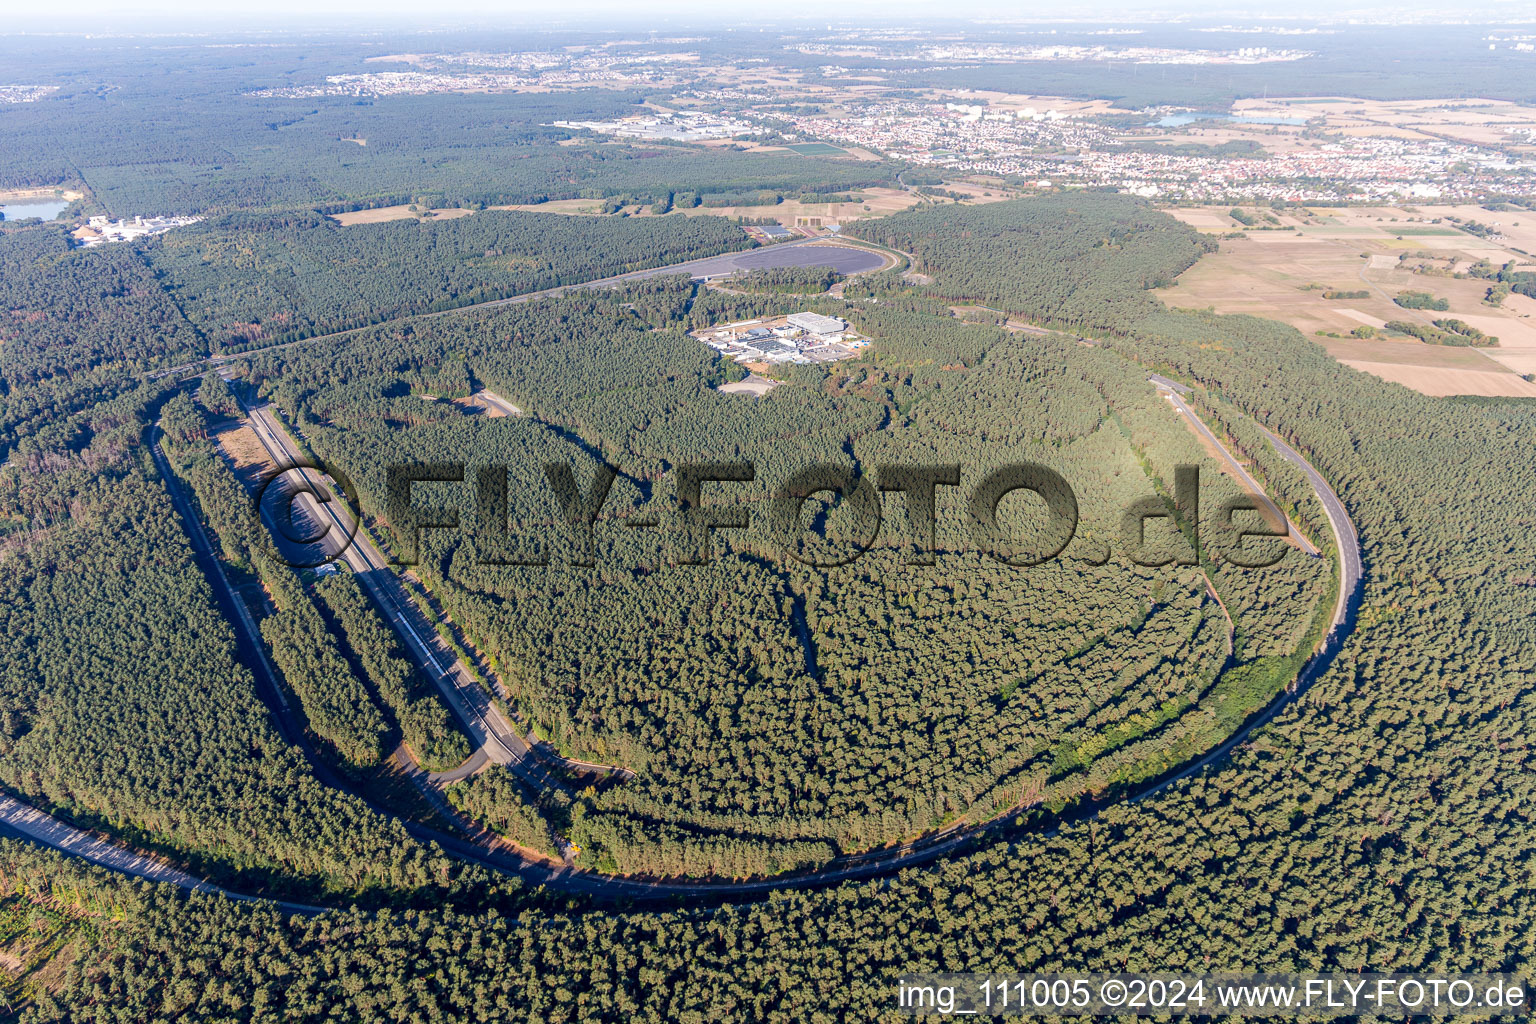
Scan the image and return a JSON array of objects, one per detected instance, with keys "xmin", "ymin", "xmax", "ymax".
[
  {"xmin": 9, "ymin": 374, "xmax": 1363, "ymax": 906},
  {"xmin": 1152, "ymin": 378, "xmax": 1319, "ymax": 557},
  {"xmin": 1256, "ymin": 425, "xmax": 1361, "ymax": 636}
]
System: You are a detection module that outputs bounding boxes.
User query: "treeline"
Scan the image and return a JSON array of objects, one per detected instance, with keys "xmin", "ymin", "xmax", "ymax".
[
  {"xmin": 444, "ymin": 766, "xmax": 562, "ymax": 858},
  {"xmin": 1467, "ymin": 258, "xmax": 1536, "ymax": 305},
  {"xmin": 1393, "ymin": 289, "xmax": 1450, "ymax": 311},
  {"xmin": 569, "ymin": 808, "xmax": 836, "ymax": 879},
  {"xmin": 0, "ymin": 427, "xmax": 443, "ymax": 897},
  {"xmin": 0, "ymin": 228, "xmax": 205, "ymax": 462},
  {"xmin": 722, "ymin": 265, "xmax": 842, "ymax": 294},
  {"xmin": 1384, "ymin": 319, "xmax": 1497, "ymax": 347},
  {"xmin": 843, "ymin": 194, "xmax": 1215, "ymax": 334},
  {"xmin": 261, "ymin": 571, "xmax": 389, "ymax": 768},
  {"xmin": 315, "ymin": 572, "xmax": 471, "ymax": 772},
  {"xmin": 162, "ymin": 418, "xmax": 390, "ymax": 769},
  {"xmin": 0, "ymin": 228, "xmax": 207, "ymax": 388},
  {"xmin": 151, "ymin": 210, "xmax": 755, "ymax": 351},
  {"xmin": 244, "ymin": 255, "xmax": 1325, "ymax": 868}
]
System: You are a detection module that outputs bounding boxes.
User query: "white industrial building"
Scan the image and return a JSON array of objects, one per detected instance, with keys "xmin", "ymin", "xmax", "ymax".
[{"xmin": 786, "ymin": 312, "xmax": 847, "ymax": 337}]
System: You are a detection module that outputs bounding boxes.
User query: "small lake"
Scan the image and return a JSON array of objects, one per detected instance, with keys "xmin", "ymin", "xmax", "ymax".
[{"xmin": 0, "ymin": 199, "xmax": 69, "ymax": 222}]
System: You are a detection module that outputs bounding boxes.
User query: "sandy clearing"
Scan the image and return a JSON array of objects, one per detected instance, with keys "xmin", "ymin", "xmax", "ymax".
[
  {"xmin": 1340, "ymin": 361, "xmax": 1536, "ymax": 397},
  {"xmin": 719, "ymin": 373, "xmax": 780, "ymax": 397},
  {"xmin": 0, "ymin": 187, "xmax": 84, "ymax": 203},
  {"xmin": 213, "ymin": 423, "xmax": 278, "ymax": 490},
  {"xmin": 331, "ymin": 205, "xmax": 477, "ymax": 226}
]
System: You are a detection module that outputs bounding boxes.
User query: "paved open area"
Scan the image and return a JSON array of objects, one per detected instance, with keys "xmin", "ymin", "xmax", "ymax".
[{"xmin": 674, "ymin": 241, "xmax": 888, "ymax": 279}]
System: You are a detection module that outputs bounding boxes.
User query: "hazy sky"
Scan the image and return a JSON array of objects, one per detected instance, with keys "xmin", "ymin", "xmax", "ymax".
[{"xmin": 9, "ymin": 0, "xmax": 1535, "ymax": 32}]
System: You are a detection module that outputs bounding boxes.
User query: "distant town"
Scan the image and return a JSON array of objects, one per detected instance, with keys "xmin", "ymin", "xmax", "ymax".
[
  {"xmin": 227, "ymin": 39, "xmax": 1536, "ymax": 203},
  {"xmin": 0, "ymin": 84, "xmax": 58, "ymax": 104},
  {"xmin": 553, "ymin": 110, "xmax": 755, "ymax": 142}
]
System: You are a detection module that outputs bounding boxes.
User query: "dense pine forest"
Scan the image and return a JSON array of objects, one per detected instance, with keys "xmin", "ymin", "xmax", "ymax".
[
  {"xmin": 152, "ymin": 210, "xmax": 756, "ymax": 349},
  {"xmin": 244, "ymin": 275, "xmax": 1329, "ymax": 867},
  {"xmin": 0, "ymin": 30, "xmax": 1533, "ymax": 1018}
]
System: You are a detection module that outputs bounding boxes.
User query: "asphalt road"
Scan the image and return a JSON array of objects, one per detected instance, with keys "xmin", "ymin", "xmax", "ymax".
[
  {"xmin": 21, "ymin": 386, "xmax": 1361, "ymax": 906},
  {"xmin": 474, "ymin": 389, "xmax": 522, "ymax": 417},
  {"xmin": 0, "ymin": 795, "xmax": 329, "ymax": 916},
  {"xmin": 1151, "ymin": 380, "xmax": 1320, "ymax": 557},
  {"xmin": 241, "ymin": 403, "xmax": 562, "ymax": 792},
  {"xmin": 10, "ymin": 256, "xmax": 1368, "ymax": 906},
  {"xmin": 1256, "ymin": 424, "xmax": 1362, "ymax": 635}
]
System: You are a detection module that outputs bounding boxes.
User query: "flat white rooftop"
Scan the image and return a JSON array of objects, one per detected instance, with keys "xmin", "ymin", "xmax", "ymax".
[{"xmin": 786, "ymin": 311, "xmax": 846, "ymax": 335}]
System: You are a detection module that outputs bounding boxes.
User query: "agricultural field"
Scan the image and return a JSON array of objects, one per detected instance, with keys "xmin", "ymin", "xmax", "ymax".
[
  {"xmin": 782, "ymin": 142, "xmax": 847, "ymax": 156},
  {"xmin": 347, "ymin": 189, "xmax": 924, "ymax": 227},
  {"xmin": 1237, "ymin": 96, "xmax": 1536, "ymax": 152},
  {"xmin": 1158, "ymin": 204, "xmax": 1536, "ymax": 396},
  {"xmin": 9, "ymin": 18, "xmax": 1536, "ymax": 1023},
  {"xmin": 1142, "ymin": 97, "xmax": 1536, "ymax": 154}
]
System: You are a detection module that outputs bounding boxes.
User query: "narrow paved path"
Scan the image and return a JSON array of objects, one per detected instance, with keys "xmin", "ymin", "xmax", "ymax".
[
  {"xmin": 1257, "ymin": 425, "xmax": 1361, "ymax": 637},
  {"xmin": 1151, "ymin": 376, "xmax": 1318, "ymax": 556}
]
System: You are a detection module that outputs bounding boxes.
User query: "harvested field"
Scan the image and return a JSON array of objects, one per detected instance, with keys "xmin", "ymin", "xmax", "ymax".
[
  {"xmin": 670, "ymin": 187, "xmax": 919, "ymax": 223},
  {"xmin": 492, "ymin": 198, "xmax": 604, "ymax": 215},
  {"xmin": 1159, "ymin": 211, "xmax": 1536, "ymax": 397},
  {"xmin": 1339, "ymin": 361, "xmax": 1536, "ymax": 398},
  {"xmin": 784, "ymin": 142, "xmax": 847, "ymax": 156},
  {"xmin": 1235, "ymin": 97, "xmax": 1536, "ymax": 153},
  {"xmin": 1314, "ymin": 336, "xmax": 1504, "ymax": 370}
]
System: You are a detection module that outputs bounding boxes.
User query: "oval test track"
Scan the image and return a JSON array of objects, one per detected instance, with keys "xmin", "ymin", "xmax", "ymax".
[{"xmin": 13, "ymin": 241, "xmax": 1364, "ymax": 910}]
